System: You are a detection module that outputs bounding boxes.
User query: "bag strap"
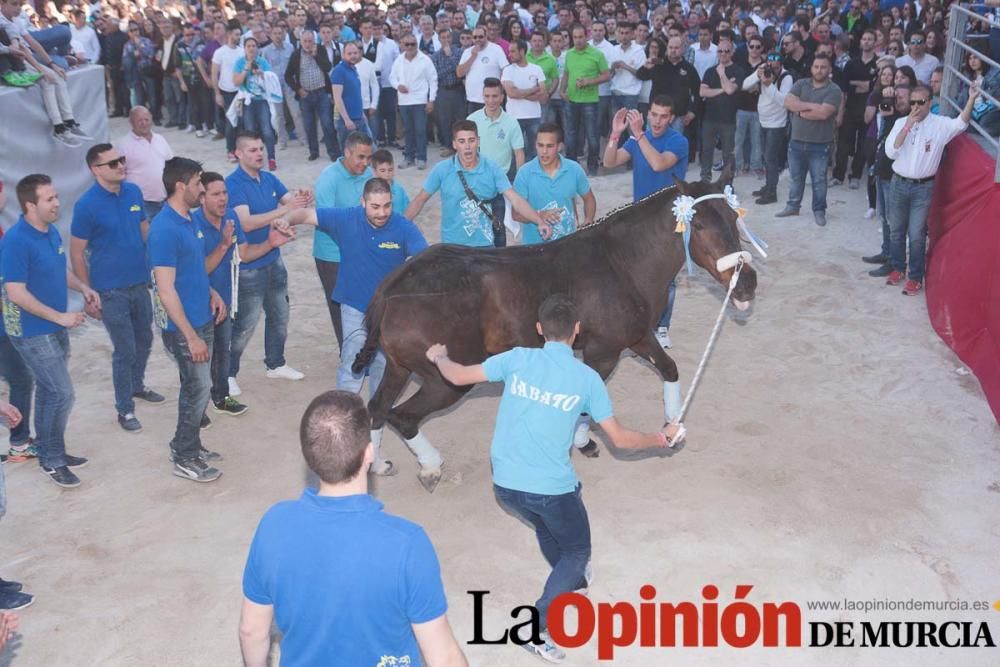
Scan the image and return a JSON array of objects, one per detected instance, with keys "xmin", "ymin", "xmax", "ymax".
[{"xmin": 455, "ymin": 159, "xmax": 500, "ymax": 227}]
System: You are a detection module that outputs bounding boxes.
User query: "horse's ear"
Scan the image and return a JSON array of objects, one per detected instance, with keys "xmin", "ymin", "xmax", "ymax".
[
  {"xmin": 713, "ymin": 163, "xmax": 734, "ymax": 190},
  {"xmin": 673, "ymin": 175, "xmax": 689, "ymax": 195}
]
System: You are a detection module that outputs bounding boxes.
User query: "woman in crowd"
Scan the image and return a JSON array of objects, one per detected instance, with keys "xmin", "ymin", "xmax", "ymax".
[
  {"xmin": 232, "ymin": 36, "xmax": 278, "ymax": 169},
  {"xmin": 960, "ymin": 50, "xmax": 1000, "ymax": 136},
  {"xmin": 895, "ymin": 65, "xmax": 918, "ymax": 89},
  {"xmin": 863, "ymin": 63, "xmax": 897, "ymax": 220},
  {"xmin": 501, "ymin": 14, "xmax": 524, "ymax": 44}
]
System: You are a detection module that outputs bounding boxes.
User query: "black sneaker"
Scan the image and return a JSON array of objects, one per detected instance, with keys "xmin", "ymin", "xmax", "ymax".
[
  {"xmin": 173, "ymin": 457, "xmax": 222, "ymax": 483},
  {"xmin": 41, "ymin": 465, "xmax": 81, "ymax": 488},
  {"xmin": 0, "ymin": 590, "xmax": 34, "ymax": 611},
  {"xmin": 133, "ymin": 387, "xmax": 166, "ymax": 403},
  {"xmin": 64, "ymin": 454, "xmax": 88, "ymax": 469},
  {"xmin": 118, "ymin": 412, "xmax": 143, "ymax": 433},
  {"xmin": 200, "ymin": 413, "xmax": 212, "ymax": 430},
  {"xmin": 751, "ymin": 187, "xmax": 766, "ymax": 197},
  {"xmin": 0, "ymin": 578, "xmax": 23, "ymax": 594},
  {"xmin": 861, "ymin": 253, "xmax": 888, "ymax": 264},
  {"xmin": 212, "ymin": 396, "xmax": 248, "ymax": 416},
  {"xmin": 754, "ymin": 195, "xmax": 778, "ymax": 205},
  {"xmin": 868, "ymin": 263, "xmax": 893, "ymax": 277}
]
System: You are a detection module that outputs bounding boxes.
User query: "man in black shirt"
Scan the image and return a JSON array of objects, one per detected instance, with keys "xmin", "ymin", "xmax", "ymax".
[
  {"xmin": 833, "ymin": 29, "xmax": 878, "ymax": 187},
  {"xmin": 698, "ymin": 38, "xmax": 744, "ymax": 182},
  {"xmin": 98, "ymin": 17, "xmax": 129, "ymax": 117},
  {"xmin": 635, "ymin": 36, "xmax": 699, "ymax": 129},
  {"xmin": 781, "ymin": 32, "xmax": 812, "ymax": 81}
]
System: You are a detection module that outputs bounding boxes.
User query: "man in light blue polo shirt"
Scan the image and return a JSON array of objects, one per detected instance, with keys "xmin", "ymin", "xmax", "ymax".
[
  {"xmin": 331, "ymin": 42, "xmax": 373, "ymax": 147},
  {"xmin": 426, "ymin": 294, "xmax": 683, "ymax": 663},
  {"xmin": 313, "ymin": 131, "xmax": 374, "ymax": 347},
  {"xmin": 1, "ymin": 174, "xmax": 100, "ymax": 489},
  {"xmin": 285, "ymin": 177, "xmax": 427, "ymax": 476},
  {"xmin": 405, "ymin": 120, "xmax": 558, "ymax": 247},
  {"xmin": 513, "ymin": 123, "xmax": 597, "ymax": 245},
  {"xmin": 71, "ymin": 143, "xmax": 165, "ymax": 435},
  {"xmin": 225, "ymin": 132, "xmax": 313, "ymax": 396},
  {"xmin": 149, "ymin": 157, "xmax": 227, "ymax": 483},
  {"xmin": 602, "ymin": 95, "xmax": 690, "ymax": 350}
]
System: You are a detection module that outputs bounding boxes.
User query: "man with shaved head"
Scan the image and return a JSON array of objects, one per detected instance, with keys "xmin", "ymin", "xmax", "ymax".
[{"xmin": 115, "ymin": 106, "xmax": 175, "ymax": 218}]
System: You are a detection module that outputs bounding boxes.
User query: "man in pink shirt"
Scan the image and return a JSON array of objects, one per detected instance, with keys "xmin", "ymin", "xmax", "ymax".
[{"xmin": 116, "ymin": 106, "xmax": 175, "ymax": 218}]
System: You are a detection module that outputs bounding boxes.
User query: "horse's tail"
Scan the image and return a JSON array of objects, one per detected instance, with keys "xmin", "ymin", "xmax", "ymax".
[{"xmin": 352, "ymin": 292, "xmax": 386, "ymax": 374}]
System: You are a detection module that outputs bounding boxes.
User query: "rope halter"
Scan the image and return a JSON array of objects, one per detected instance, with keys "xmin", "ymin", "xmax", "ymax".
[{"xmin": 670, "ymin": 185, "xmax": 769, "ymax": 275}]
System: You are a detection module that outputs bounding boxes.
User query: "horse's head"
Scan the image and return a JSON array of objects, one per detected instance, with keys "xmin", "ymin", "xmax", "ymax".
[{"xmin": 673, "ymin": 167, "xmax": 758, "ymax": 310}]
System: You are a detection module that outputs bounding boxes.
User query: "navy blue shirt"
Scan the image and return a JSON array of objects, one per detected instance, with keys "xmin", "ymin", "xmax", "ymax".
[
  {"xmin": 330, "ymin": 61, "xmax": 364, "ymax": 121},
  {"xmin": 316, "ymin": 207, "xmax": 428, "ymax": 313},
  {"xmin": 243, "ymin": 491, "xmax": 447, "ymax": 667},
  {"xmin": 0, "ymin": 217, "xmax": 68, "ymax": 338},
  {"xmin": 147, "ymin": 204, "xmax": 211, "ymax": 332},
  {"xmin": 193, "ymin": 207, "xmax": 247, "ymax": 307},
  {"xmin": 225, "ymin": 166, "xmax": 288, "ymax": 270},
  {"xmin": 70, "ymin": 181, "xmax": 148, "ymax": 291}
]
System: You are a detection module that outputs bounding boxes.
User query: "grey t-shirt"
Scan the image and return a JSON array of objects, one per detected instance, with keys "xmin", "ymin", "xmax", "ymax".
[{"xmin": 789, "ymin": 78, "xmax": 842, "ymax": 144}]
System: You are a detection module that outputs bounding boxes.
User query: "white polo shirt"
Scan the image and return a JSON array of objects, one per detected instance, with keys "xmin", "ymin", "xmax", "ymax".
[{"xmin": 459, "ymin": 42, "xmax": 509, "ymax": 103}]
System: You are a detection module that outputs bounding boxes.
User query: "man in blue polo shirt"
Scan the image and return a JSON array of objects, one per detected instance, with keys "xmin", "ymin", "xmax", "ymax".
[
  {"xmin": 602, "ymin": 95, "xmax": 689, "ymax": 350},
  {"xmin": 225, "ymin": 132, "xmax": 313, "ymax": 397},
  {"xmin": 239, "ymin": 390, "xmax": 468, "ymax": 667},
  {"xmin": 285, "ymin": 177, "xmax": 427, "ymax": 476},
  {"xmin": 1, "ymin": 174, "xmax": 100, "ymax": 488},
  {"xmin": 194, "ymin": 172, "xmax": 296, "ymax": 420},
  {"xmin": 149, "ymin": 157, "xmax": 227, "ymax": 483},
  {"xmin": 426, "ymin": 294, "xmax": 683, "ymax": 663},
  {"xmin": 71, "ymin": 143, "xmax": 165, "ymax": 435},
  {"xmin": 312, "ymin": 131, "xmax": 374, "ymax": 347},
  {"xmin": 331, "ymin": 42, "xmax": 373, "ymax": 147},
  {"xmin": 513, "ymin": 123, "xmax": 597, "ymax": 245},
  {"xmin": 405, "ymin": 120, "xmax": 557, "ymax": 247}
]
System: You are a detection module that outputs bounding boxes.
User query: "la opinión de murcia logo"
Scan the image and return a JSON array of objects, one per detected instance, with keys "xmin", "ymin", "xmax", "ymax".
[{"xmin": 468, "ymin": 586, "xmax": 998, "ymax": 660}]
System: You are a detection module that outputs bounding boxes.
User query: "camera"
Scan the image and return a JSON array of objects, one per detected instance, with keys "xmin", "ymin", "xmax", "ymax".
[{"xmin": 878, "ymin": 101, "xmax": 893, "ymax": 112}]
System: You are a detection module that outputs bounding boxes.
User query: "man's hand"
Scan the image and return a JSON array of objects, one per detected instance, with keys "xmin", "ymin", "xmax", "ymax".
[
  {"xmin": 82, "ymin": 286, "xmax": 101, "ymax": 314},
  {"xmin": 661, "ymin": 420, "xmax": 686, "ymax": 447},
  {"xmin": 210, "ymin": 290, "xmax": 227, "ymax": 325},
  {"xmin": 577, "ymin": 76, "xmax": 590, "ymax": 88},
  {"xmin": 611, "ymin": 107, "xmax": 628, "ymax": 135},
  {"xmin": 51, "ymin": 62, "xmax": 67, "ymax": 79},
  {"xmin": 220, "ymin": 219, "xmax": 235, "ymax": 247},
  {"xmin": 538, "ymin": 208, "xmax": 561, "ymax": 225},
  {"xmin": 268, "ymin": 223, "xmax": 295, "ymax": 248},
  {"xmin": 344, "ymin": 116, "xmax": 357, "ymax": 129},
  {"xmin": 43, "ymin": 67, "xmax": 58, "ymax": 84},
  {"xmin": 969, "ymin": 80, "xmax": 981, "ymax": 104},
  {"xmin": 426, "ymin": 101, "xmax": 434, "ymax": 113},
  {"xmin": 626, "ymin": 108, "xmax": 644, "ymax": 136},
  {"xmin": 186, "ymin": 332, "xmax": 210, "ymax": 362},
  {"xmin": 642, "ymin": 56, "xmax": 656, "ymax": 69},
  {"xmin": 58, "ymin": 311, "xmax": 85, "ymax": 328},
  {"xmin": 215, "ymin": 91, "xmax": 225, "ymax": 107},
  {"xmin": 683, "ymin": 111, "xmax": 695, "ymax": 126},
  {"xmin": 298, "ymin": 87, "xmax": 308, "ymax": 98},
  {"xmin": 0, "ymin": 403, "xmax": 22, "ymax": 428},
  {"xmin": 398, "ymin": 84, "xmax": 410, "ymax": 94},
  {"xmin": 180, "ymin": 80, "xmax": 188, "ymax": 93},
  {"xmin": 426, "ymin": 343, "xmax": 448, "ymax": 363}
]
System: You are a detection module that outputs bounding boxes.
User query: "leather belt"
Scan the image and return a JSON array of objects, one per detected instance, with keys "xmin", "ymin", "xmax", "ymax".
[{"xmin": 895, "ymin": 174, "xmax": 935, "ymax": 184}]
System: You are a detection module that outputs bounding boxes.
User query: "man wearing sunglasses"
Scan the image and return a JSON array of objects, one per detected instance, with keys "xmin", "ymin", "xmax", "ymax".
[
  {"xmin": 745, "ymin": 51, "xmax": 793, "ymax": 204},
  {"xmin": 698, "ymin": 37, "xmax": 744, "ymax": 182},
  {"xmin": 883, "ymin": 81, "xmax": 980, "ymax": 296},
  {"xmin": 894, "ymin": 30, "xmax": 939, "ymax": 85}
]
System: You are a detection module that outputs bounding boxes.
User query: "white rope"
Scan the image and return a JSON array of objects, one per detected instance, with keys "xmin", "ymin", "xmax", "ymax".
[{"xmin": 230, "ymin": 241, "xmax": 241, "ymax": 319}]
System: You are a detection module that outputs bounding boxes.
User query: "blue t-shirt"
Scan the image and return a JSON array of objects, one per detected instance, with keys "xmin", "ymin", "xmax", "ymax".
[
  {"xmin": 623, "ymin": 128, "xmax": 690, "ymax": 200},
  {"xmin": 316, "ymin": 206, "xmax": 428, "ymax": 312},
  {"xmin": 192, "ymin": 207, "xmax": 247, "ymax": 307},
  {"xmin": 233, "ymin": 55, "xmax": 271, "ymax": 98},
  {"xmin": 0, "ymin": 218, "xmax": 68, "ymax": 339},
  {"xmin": 225, "ymin": 166, "xmax": 288, "ymax": 270},
  {"xmin": 313, "ymin": 159, "xmax": 373, "ymax": 262},
  {"xmin": 422, "ymin": 156, "xmax": 510, "ymax": 246},
  {"xmin": 147, "ymin": 204, "xmax": 211, "ymax": 332},
  {"xmin": 70, "ymin": 181, "xmax": 148, "ymax": 291},
  {"xmin": 242, "ymin": 490, "xmax": 447, "ymax": 667},
  {"xmin": 330, "ymin": 61, "xmax": 364, "ymax": 120},
  {"xmin": 483, "ymin": 342, "xmax": 614, "ymax": 495},
  {"xmin": 513, "ymin": 156, "xmax": 590, "ymax": 245}
]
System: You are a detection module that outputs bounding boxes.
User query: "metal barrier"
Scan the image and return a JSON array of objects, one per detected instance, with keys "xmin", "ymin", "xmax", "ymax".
[{"xmin": 941, "ymin": 3, "xmax": 1000, "ymax": 181}]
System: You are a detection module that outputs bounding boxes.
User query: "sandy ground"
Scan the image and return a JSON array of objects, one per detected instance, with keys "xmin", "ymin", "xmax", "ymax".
[{"xmin": 1, "ymin": 119, "xmax": 998, "ymax": 667}]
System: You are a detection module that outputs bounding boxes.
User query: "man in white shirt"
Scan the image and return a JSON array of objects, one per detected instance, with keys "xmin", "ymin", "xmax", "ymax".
[
  {"xmin": 894, "ymin": 30, "xmax": 939, "ymax": 85},
  {"xmin": 883, "ymin": 82, "xmax": 978, "ymax": 296},
  {"xmin": 211, "ymin": 20, "xmax": 244, "ymax": 159},
  {"xmin": 355, "ymin": 51, "xmax": 380, "ymax": 127},
  {"xmin": 369, "ymin": 21, "xmax": 401, "ymax": 147},
  {"xmin": 390, "ymin": 35, "xmax": 437, "ymax": 169},
  {"xmin": 501, "ymin": 39, "xmax": 545, "ymax": 159},
  {"xmin": 69, "ymin": 9, "xmax": 99, "ymax": 63},
  {"xmin": 743, "ymin": 53, "xmax": 792, "ymax": 204},
  {"xmin": 686, "ymin": 25, "xmax": 718, "ymax": 79},
  {"xmin": 608, "ymin": 22, "xmax": 645, "ymax": 133},
  {"xmin": 589, "ymin": 21, "xmax": 617, "ymax": 137},
  {"xmin": 457, "ymin": 24, "xmax": 509, "ymax": 115}
]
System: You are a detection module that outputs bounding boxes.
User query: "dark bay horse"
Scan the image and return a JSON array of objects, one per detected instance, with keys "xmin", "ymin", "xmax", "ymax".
[{"xmin": 353, "ymin": 171, "xmax": 758, "ymax": 491}]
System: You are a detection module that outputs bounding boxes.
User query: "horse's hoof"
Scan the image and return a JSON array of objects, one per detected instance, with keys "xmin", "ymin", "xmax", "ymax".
[
  {"xmin": 417, "ymin": 467, "xmax": 442, "ymax": 493},
  {"xmin": 371, "ymin": 459, "xmax": 398, "ymax": 476},
  {"xmin": 578, "ymin": 440, "xmax": 600, "ymax": 458}
]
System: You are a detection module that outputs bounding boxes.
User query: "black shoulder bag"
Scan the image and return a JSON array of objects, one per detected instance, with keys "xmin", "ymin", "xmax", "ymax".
[{"xmin": 456, "ymin": 165, "xmax": 506, "ymax": 248}]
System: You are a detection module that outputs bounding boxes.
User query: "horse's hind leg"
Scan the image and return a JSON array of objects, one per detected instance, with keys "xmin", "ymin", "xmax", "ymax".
[
  {"xmin": 367, "ymin": 360, "xmax": 411, "ymax": 473},
  {"xmin": 386, "ymin": 378, "xmax": 471, "ymax": 493},
  {"xmin": 628, "ymin": 333, "xmax": 682, "ymax": 422}
]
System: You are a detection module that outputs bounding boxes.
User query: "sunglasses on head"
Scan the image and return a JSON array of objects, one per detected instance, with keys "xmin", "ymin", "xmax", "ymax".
[
  {"xmin": 767, "ymin": 53, "xmax": 782, "ymax": 61},
  {"xmin": 96, "ymin": 156, "xmax": 127, "ymax": 168}
]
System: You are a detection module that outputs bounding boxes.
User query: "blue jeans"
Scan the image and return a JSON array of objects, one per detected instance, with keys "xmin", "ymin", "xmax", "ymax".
[
  {"xmin": 30, "ymin": 25, "xmax": 71, "ymax": 69},
  {"xmin": 398, "ymin": 104, "xmax": 428, "ymax": 162},
  {"xmin": 242, "ymin": 98, "xmax": 276, "ymax": 160},
  {"xmin": 100, "ymin": 283, "xmax": 153, "ymax": 416},
  {"xmin": 785, "ymin": 140, "xmax": 830, "ymax": 212},
  {"xmin": 230, "ymin": 257, "xmax": 289, "ymax": 376},
  {"xmin": 735, "ymin": 109, "xmax": 763, "ymax": 171},
  {"xmin": 518, "ymin": 117, "xmax": 541, "ymax": 160},
  {"xmin": 436, "ymin": 87, "xmax": 466, "ymax": 146},
  {"xmin": 565, "ymin": 101, "xmax": 600, "ymax": 172},
  {"xmin": 611, "ymin": 93, "xmax": 638, "ymax": 144},
  {"xmin": 210, "ymin": 316, "xmax": 233, "ymax": 404},
  {"xmin": 298, "ymin": 88, "xmax": 338, "ymax": 159},
  {"xmin": 375, "ymin": 86, "xmax": 398, "ymax": 143},
  {"xmin": 494, "ymin": 483, "xmax": 591, "ymax": 629},
  {"xmin": 876, "ymin": 176, "xmax": 892, "ymax": 257},
  {"xmin": 131, "ymin": 74, "xmax": 159, "ymax": 119},
  {"xmin": 597, "ymin": 94, "xmax": 612, "ymax": 138},
  {"xmin": 163, "ymin": 76, "xmax": 185, "ymax": 127},
  {"xmin": 337, "ymin": 304, "xmax": 384, "ymax": 398},
  {"xmin": 761, "ymin": 126, "xmax": 788, "ymax": 197},
  {"xmin": 161, "ymin": 322, "xmax": 213, "ymax": 461},
  {"xmin": 335, "ymin": 116, "xmax": 373, "ymax": 151},
  {"xmin": 545, "ymin": 98, "xmax": 565, "ymax": 131},
  {"xmin": 9, "ymin": 331, "xmax": 73, "ymax": 469},
  {"xmin": 0, "ymin": 335, "xmax": 33, "ymax": 447},
  {"xmin": 888, "ymin": 177, "xmax": 934, "ymax": 281},
  {"xmin": 657, "ymin": 279, "xmax": 677, "ymax": 329}
]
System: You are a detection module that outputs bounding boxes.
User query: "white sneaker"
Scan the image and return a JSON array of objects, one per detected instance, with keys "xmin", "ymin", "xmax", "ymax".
[
  {"xmin": 265, "ymin": 365, "xmax": 305, "ymax": 380},
  {"xmin": 655, "ymin": 326, "xmax": 672, "ymax": 349},
  {"xmin": 195, "ymin": 129, "xmax": 206, "ymax": 138},
  {"xmin": 864, "ymin": 207, "xmax": 876, "ymax": 219},
  {"xmin": 519, "ymin": 628, "xmax": 566, "ymax": 664},
  {"xmin": 228, "ymin": 376, "xmax": 242, "ymax": 397},
  {"xmin": 184, "ymin": 124, "xmax": 195, "ymax": 132}
]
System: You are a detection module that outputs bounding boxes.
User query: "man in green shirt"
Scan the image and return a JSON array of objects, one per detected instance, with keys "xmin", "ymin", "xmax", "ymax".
[
  {"xmin": 560, "ymin": 24, "xmax": 609, "ymax": 176},
  {"xmin": 527, "ymin": 30, "xmax": 559, "ymax": 124}
]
